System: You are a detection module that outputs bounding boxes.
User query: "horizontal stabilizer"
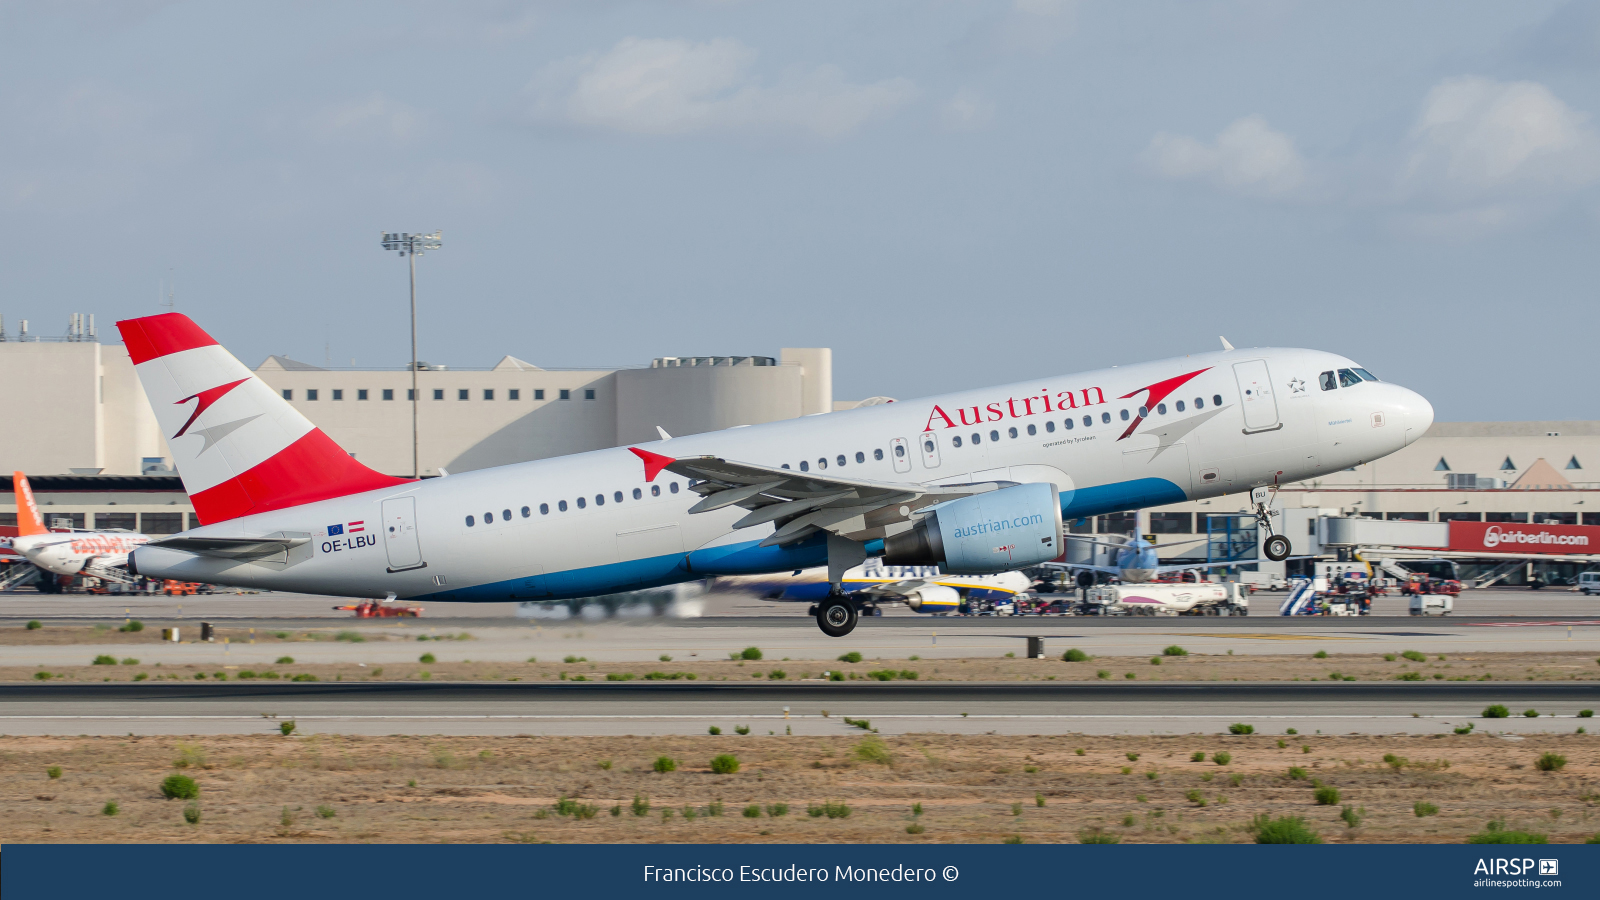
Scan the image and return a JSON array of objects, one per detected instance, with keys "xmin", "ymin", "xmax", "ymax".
[{"xmin": 147, "ymin": 535, "xmax": 310, "ymax": 559}]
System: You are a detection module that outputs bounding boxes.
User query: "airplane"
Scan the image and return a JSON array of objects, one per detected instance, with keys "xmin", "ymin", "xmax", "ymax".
[
  {"xmin": 9, "ymin": 471, "xmax": 150, "ymax": 583},
  {"xmin": 119, "ymin": 313, "xmax": 1432, "ymax": 637},
  {"xmin": 1048, "ymin": 508, "xmax": 1259, "ymax": 584},
  {"xmin": 718, "ymin": 558, "xmax": 1032, "ymax": 615}
]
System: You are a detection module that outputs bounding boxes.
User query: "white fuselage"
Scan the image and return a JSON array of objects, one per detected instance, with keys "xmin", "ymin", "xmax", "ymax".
[
  {"xmin": 132, "ymin": 348, "xmax": 1432, "ymax": 603},
  {"xmin": 13, "ymin": 531, "xmax": 149, "ymax": 576}
]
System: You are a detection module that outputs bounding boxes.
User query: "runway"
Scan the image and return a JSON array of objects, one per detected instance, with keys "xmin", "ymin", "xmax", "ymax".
[{"xmin": 3, "ymin": 681, "xmax": 1593, "ymax": 737}]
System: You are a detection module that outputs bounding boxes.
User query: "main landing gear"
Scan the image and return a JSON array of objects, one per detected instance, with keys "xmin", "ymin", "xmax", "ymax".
[{"xmin": 814, "ymin": 588, "xmax": 859, "ymax": 637}]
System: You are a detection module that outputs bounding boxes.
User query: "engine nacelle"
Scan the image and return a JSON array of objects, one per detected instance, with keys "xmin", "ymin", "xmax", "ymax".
[
  {"xmin": 883, "ymin": 482, "xmax": 1063, "ymax": 575},
  {"xmin": 904, "ymin": 584, "xmax": 960, "ymax": 612}
]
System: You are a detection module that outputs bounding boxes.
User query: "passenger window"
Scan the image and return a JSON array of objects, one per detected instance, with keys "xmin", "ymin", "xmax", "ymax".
[
  {"xmin": 818, "ymin": 458, "xmax": 828, "ymax": 469},
  {"xmin": 484, "ymin": 511, "xmax": 494, "ymax": 523},
  {"xmin": 1175, "ymin": 400, "xmax": 1184, "ymax": 412},
  {"xmin": 1338, "ymin": 368, "xmax": 1362, "ymax": 388},
  {"xmin": 540, "ymin": 503, "xmax": 549, "ymax": 515},
  {"xmin": 632, "ymin": 488, "xmax": 641, "ymax": 500},
  {"xmin": 1194, "ymin": 397, "xmax": 1203, "ymax": 409},
  {"xmin": 1008, "ymin": 427, "xmax": 1018, "ymax": 439},
  {"xmin": 1156, "ymin": 403, "xmax": 1166, "ymax": 415},
  {"xmin": 922, "ymin": 439, "xmax": 934, "ymax": 452},
  {"xmin": 1101, "ymin": 412, "xmax": 1111, "ymax": 424},
  {"xmin": 1045, "ymin": 420, "xmax": 1055, "ymax": 433},
  {"xmin": 1320, "ymin": 371, "xmax": 1337, "ymax": 391},
  {"xmin": 521, "ymin": 506, "xmax": 530, "ymax": 518},
  {"xmin": 893, "ymin": 446, "xmax": 905, "ymax": 458},
  {"xmin": 576, "ymin": 497, "xmax": 586, "ymax": 509},
  {"xmin": 837, "ymin": 454, "xmax": 846, "ymax": 467},
  {"xmin": 651, "ymin": 485, "xmax": 661, "ymax": 497},
  {"xmin": 1120, "ymin": 409, "xmax": 1130, "ymax": 421},
  {"xmin": 1083, "ymin": 415, "xmax": 1091, "ymax": 427},
  {"xmin": 465, "ymin": 515, "xmax": 475, "ymax": 527},
  {"xmin": 1138, "ymin": 406, "xmax": 1147, "ymax": 417},
  {"xmin": 800, "ymin": 460, "xmax": 810, "ymax": 471},
  {"xmin": 855, "ymin": 452, "xmax": 865, "ymax": 463},
  {"xmin": 670, "ymin": 482, "xmax": 679, "ymax": 493},
  {"xmin": 1212, "ymin": 394, "xmax": 1223, "ymax": 406},
  {"xmin": 989, "ymin": 430, "xmax": 1000, "ymax": 442},
  {"xmin": 595, "ymin": 494, "xmax": 604, "ymax": 506},
  {"xmin": 781, "ymin": 463, "xmax": 790, "ymax": 469},
  {"xmin": 1064, "ymin": 418, "xmax": 1074, "ymax": 430},
  {"xmin": 558, "ymin": 500, "xmax": 568, "ymax": 512},
  {"xmin": 971, "ymin": 432, "xmax": 981, "ymax": 445},
  {"xmin": 614, "ymin": 491, "xmax": 623, "ymax": 503},
  {"xmin": 1354, "ymin": 368, "xmax": 1378, "ymax": 382},
  {"xmin": 1026, "ymin": 424, "xmax": 1036, "ymax": 436},
  {"xmin": 952, "ymin": 435, "xmax": 963, "ymax": 448},
  {"xmin": 874, "ymin": 449, "xmax": 884, "ymax": 461},
  {"xmin": 502, "ymin": 509, "xmax": 511, "ymax": 520}
]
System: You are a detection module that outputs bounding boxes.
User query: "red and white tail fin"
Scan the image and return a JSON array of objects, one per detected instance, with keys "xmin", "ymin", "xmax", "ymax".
[
  {"xmin": 12, "ymin": 472, "xmax": 46, "ymax": 536},
  {"xmin": 117, "ymin": 314, "xmax": 407, "ymax": 526}
]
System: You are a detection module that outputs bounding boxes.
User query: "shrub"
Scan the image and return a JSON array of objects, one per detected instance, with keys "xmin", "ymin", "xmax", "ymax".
[
  {"xmin": 1523, "ymin": 709, "xmax": 1541, "ymax": 718},
  {"xmin": 1003, "ymin": 835, "xmax": 1024, "ymax": 844},
  {"xmin": 1340, "ymin": 804, "xmax": 1364, "ymax": 828},
  {"xmin": 653, "ymin": 756, "xmax": 677, "ymax": 773},
  {"xmin": 1483, "ymin": 704, "xmax": 1510, "ymax": 719},
  {"xmin": 1150, "ymin": 657, "xmax": 1161, "ymax": 666},
  {"xmin": 1228, "ymin": 723, "xmax": 1254, "ymax": 735},
  {"xmin": 1454, "ymin": 723, "xmax": 1475, "ymax": 735},
  {"xmin": 563, "ymin": 655, "xmax": 583, "ymax": 663},
  {"xmin": 1011, "ymin": 802, "xmax": 1022, "ymax": 816},
  {"xmin": 1162, "ymin": 645, "xmax": 1188, "ymax": 657},
  {"xmin": 1286, "ymin": 728, "xmax": 1298, "ymax": 735},
  {"xmin": 1253, "ymin": 814, "xmax": 1322, "ymax": 844},
  {"xmin": 1579, "ymin": 709, "xmax": 1594, "ymax": 718},
  {"xmin": 1535, "ymin": 752, "xmax": 1567, "ymax": 772},
  {"xmin": 419, "ymin": 653, "xmax": 436, "ymax": 664},
  {"xmin": 279, "ymin": 721, "xmax": 296, "ymax": 736},
  {"xmin": 1126, "ymin": 752, "xmax": 1140, "ymax": 762},
  {"xmin": 1075, "ymin": 748, "xmax": 1086, "ymax": 756},
  {"xmin": 768, "ymin": 669, "xmax": 786, "ymax": 680},
  {"xmin": 121, "ymin": 658, "xmax": 138, "ymax": 666},
  {"xmin": 1401, "ymin": 650, "xmax": 1426, "ymax": 662},
  {"xmin": 767, "ymin": 803, "xmax": 788, "ymax": 817},
  {"xmin": 120, "ymin": 620, "xmax": 144, "ymax": 633},
  {"xmin": 808, "ymin": 801, "xmax": 850, "ymax": 818},
  {"xmin": 276, "ymin": 656, "xmax": 294, "ymax": 665},
  {"xmin": 1096, "ymin": 670, "xmax": 1110, "ymax": 680},
  {"xmin": 316, "ymin": 805, "xmax": 336, "ymax": 819},
  {"xmin": 101, "ymin": 801, "xmax": 118, "ymax": 816},
  {"xmin": 1287, "ymin": 766, "xmax": 1307, "ymax": 780},
  {"xmin": 906, "ymin": 823, "xmax": 926, "ymax": 834},
  {"xmin": 1192, "ymin": 751, "xmax": 1206, "ymax": 762},
  {"xmin": 632, "ymin": 794, "xmax": 650, "ymax": 816},
  {"xmin": 1384, "ymin": 653, "xmax": 1396, "ymax": 662},
  {"xmin": 92, "ymin": 655, "xmax": 116, "ymax": 666},
  {"xmin": 291, "ymin": 673, "xmax": 317, "ymax": 682},
  {"xmin": 741, "ymin": 647, "xmax": 763, "ymax": 661},
  {"xmin": 47, "ymin": 766, "xmax": 62, "ymax": 779},
  {"xmin": 1395, "ymin": 672, "xmax": 1424, "ymax": 681},
  {"xmin": 183, "ymin": 802, "xmax": 202, "ymax": 825},
  {"xmin": 1186, "ymin": 790, "xmax": 1207, "ymax": 807},
  {"xmin": 735, "ymin": 725, "xmax": 750, "ymax": 736},
  {"xmin": 1063, "ymin": 648, "xmax": 1090, "ymax": 662},
  {"xmin": 743, "ymin": 804, "xmax": 761, "ymax": 818},
  {"xmin": 605, "ymin": 672, "xmax": 634, "ymax": 682},
  {"xmin": 335, "ymin": 631, "xmax": 365, "ymax": 642},
  {"xmin": 26, "ymin": 620, "xmax": 41, "ymax": 630},
  {"xmin": 131, "ymin": 672, "xmax": 146, "ymax": 681},
  {"xmin": 837, "ymin": 651, "xmax": 862, "ymax": 663},
  {"xmin": 1383, "ymin": 753, "xmax": 1408, "ymax": 771},
  {"xmin": 1314, "ymin": 785, "xmax": 1341, "ymax": 806},
  {"xmin": 710, "ymin": 754, "xmax": 740, "ymax": 775},
  {"xmin": 1036, "ymin": 793, "xmax": 1046, "ymax": 807},
  {"xmin": 1213, "ymin": 751, "xmax": 1232, "ymax": 766},
  {"xmin": 1415, "ymin": 802, "xmax": 1439, "ymax": 817},
  {"xmin": 160, "ymin": 774, "xmax": 199, "ymax": 801},
  {"xmin": 708, "ymin": 726, "xmax": 721, "ymax": 735},
  {"xmin": 1312, "ymin": 650, "xmax": 1327, "ymax": 659},
  {"xmin": 1468, "ymin": 829, "xmax": 1548, "ymax": 844},
  {"xmin": 855, "ymin": 736, "xmax": 893, "ymax": 765},
  {"xmin": 1078, "ymin": 827, "xmax": 1119, "ymax": 844}
]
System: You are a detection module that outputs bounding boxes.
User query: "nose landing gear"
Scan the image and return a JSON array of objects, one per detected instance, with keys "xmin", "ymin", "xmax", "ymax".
[{"xmin": 1254, "ymin": 481, "xmax": 1292, "ymax": 562}]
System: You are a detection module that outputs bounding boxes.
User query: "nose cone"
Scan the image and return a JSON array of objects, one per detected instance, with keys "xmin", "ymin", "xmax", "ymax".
[{"xmin": 1394, "ymin": 386, "xmax": 1434, "ymax": 447}]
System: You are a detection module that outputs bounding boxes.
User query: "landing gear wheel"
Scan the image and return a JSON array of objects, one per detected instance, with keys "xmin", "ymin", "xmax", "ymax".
[
  {"xmin": 816, "ymin": 597, "xmax": 859, "ymax": 637},
  {"xmin": 1264, "ymin": 534, "xmax": 1292, "ymax": 562}
]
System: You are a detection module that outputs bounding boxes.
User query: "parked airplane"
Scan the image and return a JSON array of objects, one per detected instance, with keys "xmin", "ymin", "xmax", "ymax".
[
  {"xmin": 9, "ymin": 472, "xmax": 149, "ymax": 581},
  {"xmin": 120, "ymin": 314, "xmax": 1431, "ymax": 636},
  {"xmin": 724, "ymin": 559, "xmax": 1030, "ymax": 614},
  {"xmin": 1050, "ymin": 508, "xmax": 1256, "ymax": 584}
]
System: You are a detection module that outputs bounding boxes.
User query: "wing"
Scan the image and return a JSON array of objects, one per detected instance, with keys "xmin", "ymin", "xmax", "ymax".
[
  {"xmin": 146, "ymin": 535, "xmax": 310, "ymax": 560},
  {"xmin": 632, "ymin": 448, "xmax": 1012, "ymax": 547}
]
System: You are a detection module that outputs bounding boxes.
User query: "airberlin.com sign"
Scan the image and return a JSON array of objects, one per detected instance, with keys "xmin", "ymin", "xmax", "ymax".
[{"xmin": 1448, "ymin": 520, "xmax": 1597, "ymax": 555}]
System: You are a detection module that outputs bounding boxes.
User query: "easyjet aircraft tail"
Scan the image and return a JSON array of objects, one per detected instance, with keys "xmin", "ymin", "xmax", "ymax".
[
  {"xmin": 115, "ymin": 314, "xmax": 407, "ymax": 525},
  {"xmin": 11, "ymin": 472, "xmax": 47, "ymax": 536}
]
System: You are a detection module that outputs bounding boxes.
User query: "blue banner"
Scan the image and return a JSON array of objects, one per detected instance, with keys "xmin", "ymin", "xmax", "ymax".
[{"xmin": 4, "ymin": 844, "xmax": 1597, "ymax": 899}]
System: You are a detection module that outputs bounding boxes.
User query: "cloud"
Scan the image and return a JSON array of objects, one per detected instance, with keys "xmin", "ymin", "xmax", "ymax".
[
  {"xmin": 950, "ymin": 0, "xmax": 1079, "ymax": 63},
  {"xmin": 304, "ymin": 94, "xmax": 424, "ymax": 142},
  {"xmin": 1400, "ymin": 76, "xmax": 1600, "ymax": 198},
  {"xmin": 940, "ymin": 88, "xmax": 994, "ymax": 132},
  {"xmin": 529, "ymin": 37, "xmax": 915, "ymax": 140},
  {"xmin": 1142, "ymin": 115, "xmax": 1307, "ymax": 198}
]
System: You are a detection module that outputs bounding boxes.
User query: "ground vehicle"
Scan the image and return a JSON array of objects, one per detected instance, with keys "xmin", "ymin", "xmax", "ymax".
[
  {"xmin": 334, "ymin": 600, "xmax": 423, "ymax": 617},
  {"xmin": 1579, "ymin": 572, "xmax": 1600, "ymax": 595},
  {"xmin": 1083, "ymin": 581, "xmax": 1249, "ymax": 616},
  {"xmin": 163, "ymin": 580, "xmax": 199, "ymax": 596}
]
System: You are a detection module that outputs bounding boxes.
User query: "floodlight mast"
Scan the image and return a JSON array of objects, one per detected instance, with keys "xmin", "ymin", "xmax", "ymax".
[{"xmin": 379, "ymin": 231, "xmax": 442, "ymax": 480}]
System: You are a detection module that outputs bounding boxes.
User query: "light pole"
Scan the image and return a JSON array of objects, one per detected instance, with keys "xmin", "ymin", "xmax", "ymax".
[{"xmin": 380, "ymin": 231, "xmax": 442, "ymax": 480}]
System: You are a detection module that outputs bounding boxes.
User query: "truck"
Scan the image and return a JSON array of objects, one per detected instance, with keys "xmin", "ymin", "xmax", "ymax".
[{"xmin": 1083, "ymin": 582, "xmax": 1249, "ymax": 616}]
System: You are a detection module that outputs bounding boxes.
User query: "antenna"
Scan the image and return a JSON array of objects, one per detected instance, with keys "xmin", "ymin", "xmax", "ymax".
[{"xmin": 160, "ymin": 269, "xmax": 175, "ymax": 312}]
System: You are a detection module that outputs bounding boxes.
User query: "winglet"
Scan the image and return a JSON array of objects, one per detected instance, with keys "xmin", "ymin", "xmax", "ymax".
[
  {"xmin": 1219, "ymin": 336, "xmax": 1234, "ymax": 351},
  {"xmin": 629, "ymin": 447, "xmax": 675, "ymax": 482},
  {"xmin": 11, "ymin": 472, "xmax": 46, "ymax": 536},
  {"xmin": 656, "ymin": 426, "xmax": 672, "ymax": 441}
]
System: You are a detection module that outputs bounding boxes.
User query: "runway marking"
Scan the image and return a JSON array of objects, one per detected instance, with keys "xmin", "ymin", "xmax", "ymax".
[
  {"xmin": 1470, "ymin": 620, "xmax": 1600, "ymax": 627},
  {"xmin": 1163, "ymin": 633, "xmax": 1360, "ymax": 641},
  {"xmin": 0, "ymin": 714, "xmax": 1577, "ymax": 721}
]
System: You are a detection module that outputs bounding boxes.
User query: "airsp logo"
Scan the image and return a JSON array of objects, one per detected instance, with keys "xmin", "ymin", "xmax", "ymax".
[{"xmin": 1539, "ymin": 859, "xmax": 1559, "ymax": 877}]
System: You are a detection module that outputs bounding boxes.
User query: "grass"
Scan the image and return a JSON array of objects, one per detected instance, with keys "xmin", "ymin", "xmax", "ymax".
[
  {"xmin": 1252, "ymin": 814, "xmax": 1322, "ymax": 844},
  {"xmin": 1077, "ymin": 827, "xmax": 1119, "ymax": 844},
  {"xmin": 710, "ymin": 754, "xmax": 740, "ymax": 775},
  {"xmin": 92, "ymin": 655, "xmax": 116, "ymax": 666},
  {"xmin": 25, "ymin": 620, "xmax": 41, "ymax": 630},
  {"xmin": 1186, "ymin": 790, "xmax": 1207, "ymax": 807},
  {"xmin": 1287, "ymin": 766, "xmax": 1307, "ymax": 780},
  {"xmin": 335, "ymin": 631, "xmax": 365, "ymax": 642},
  {"xmin": 837, "ymin": 651, "xmax": 862, "ymax": 663},
  {"xmin": 708, "ymin": 726, "xmax": 721, "ymax": 735},
  {"xmin": 47, "ymin": 766, "xmax": 62, "ymax": 779},
  {"xmin": 1340, "ymin": 804, "xmax": 1365, "ymax": 828},
  {"xmin": 173, "ymin": 743, "xmax": 207, "ymax": 769},
  {"xmin": 854, "ymin": 736, "xmax": 893, "ymax": 765},
  {"xmin": 1213, "ymin": 751, "xmax": 1232, "ymax": 766},
  {"xmin": 1062, "ymin": 648, "xmax": 1090, "ymax": 662},
  {"xmin": 906, "ymin": 823, "xmax": 926, "ymax": 834},
  {"xmin": 1535, "ymin": 752, "xmax": 1567, "ymax": 772},
  {"xmin": 741, "ymin": 647, "xmax": 763, "ymax": 661},
  {"xmin": 743, "ymin": 804, "xmax": 761, "ymax": 818},
  {"xmin": 766, "ymin": 803, "xmax": 788, "ymax": 817},
  {"xmin": 844, "ymin": 717, "xmax": 872, "ymax": 731},
  {"xmin": 1228, "ymin": 723, "xmax": 1254, "ymax": 735},
  {"xmin": 1401, "ymin": 650, "xmax": 1427, "ymax": 663},
  {"xmin": 275, "ymin": 656, "xmax": 294, "ymax": 665},
  {"xmin": 1314, "ymin": 785, "xmax": 1341, "ymax": 806},
  {"xmin": 1096, "ymin": 670, "xmax": 1110, "ymax": 680},
  {"xmin": 1383, "ymin": 753, "xmax": 1408, "ymax": 771},
  {"xmin": 121, "ymin": 658, "xmax": 138, "ymax": 666},
  {"xmin": 160, "ymin": 774, "xmax": 199, "ymax": 801},
  {"xmin": 632, "ymin": 794, "xmax": 650, "ymax": 816},
  {"xmin": 1036, "ymin": 793, "xmax": 1046, "ymax": 807},
  {"xmin": 419, "ymin": 653, "xmax": 436, "ymax": 664},
  {"xmin": 1468, "ymin": 828, "xmax": 1548, "ymax": 844},
  {"xmin": 653, "ymin": 756, "xmax": 677, "ymax": 774},
  {"xmin": 1454, "ymin": 723, "xmax": 1475, "ymax": 735},
  {"xmin": 1125, "ymin": 752, "xmax": 1140, "ymax": 761},
  {"xmin": 1312, "ymin": 650, "xmax": 1327, "ymax": 659},
  {"xmin": 183, "ymin": 802, "xmax": 201, "ymax": 825},
  {"xmin": 119, "ymin": 621, "xmax": 144, "ymax": 633},
  {"xmin": 101, "ymin": 801, "xmax": 118, "ymax": 816},
  {"xmin": 1414, "ymin": 802, "xmax": 1439, "ymax": 817},
  {"xmin": 1162, "ymin": 645, "xmax": 1188, "ymax": 657},
  {"xmin": 807, "ymin": 801, "xmax": 851, "ymax": 819},
  {"xmin": 1483, "ymin": 704, "xmax": 1510, "ymax": 719},
  {"xmin": 279, "ymin": 721, "xmax": 296, "ymax": 736}
]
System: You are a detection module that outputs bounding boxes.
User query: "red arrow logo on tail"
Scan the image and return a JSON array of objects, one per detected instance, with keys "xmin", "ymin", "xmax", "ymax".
[{"xmin": 173, "ymin": 378, "xmax": 250, "ymax": 440}]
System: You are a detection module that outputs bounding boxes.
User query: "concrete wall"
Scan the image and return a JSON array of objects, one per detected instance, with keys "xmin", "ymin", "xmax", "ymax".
[
  {"xmin": 0, "ymin": 342, "xmax": 166, "ymax": 476},
  {"xmin": 615, "ymin": 364, "xmax": 805, "ymax": 445}
]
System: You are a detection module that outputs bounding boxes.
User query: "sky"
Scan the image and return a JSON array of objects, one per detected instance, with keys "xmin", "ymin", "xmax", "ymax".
[{"xmin": 2, "ymin": 1, "xmax": 1598, "ymax": 420}]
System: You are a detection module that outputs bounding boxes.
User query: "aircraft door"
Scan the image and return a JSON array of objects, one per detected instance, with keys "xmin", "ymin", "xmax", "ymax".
[
  {"xmin": 1233, "ymin": 360, "xmax": 1280, "ymax": 433},
  {"xmin": 381, "ymin": 496, "xmax": 426, "ymax": 572},
  {"xmin": 890, "ymin": 437, "xmax": 912, "ymax": 474},
  {"xmin": 918, "ymin": 431, "xmax": 942, "ymax": 469}
]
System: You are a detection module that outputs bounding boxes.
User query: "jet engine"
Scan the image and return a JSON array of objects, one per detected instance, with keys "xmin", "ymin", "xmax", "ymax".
[
  {"xmin": 903, "ymin": 584, "xmax": 959, "ymax": 612},
  {"xmin": 883, "ymin": 482, "xmax": 1063, "ymax": 574}
]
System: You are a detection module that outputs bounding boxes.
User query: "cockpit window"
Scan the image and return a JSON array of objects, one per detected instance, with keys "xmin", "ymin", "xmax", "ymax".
[
  {"xmin": 1353, "ymin": 368, "xmax": 1378, "ymax": 382},
  {"xmin": 1337, "ymin": 368, "xmax": 1362, "ymax": 388},
  {"xmin": 1319, "ymin": 371, "xmax": 1337, "ymax": 391}
]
